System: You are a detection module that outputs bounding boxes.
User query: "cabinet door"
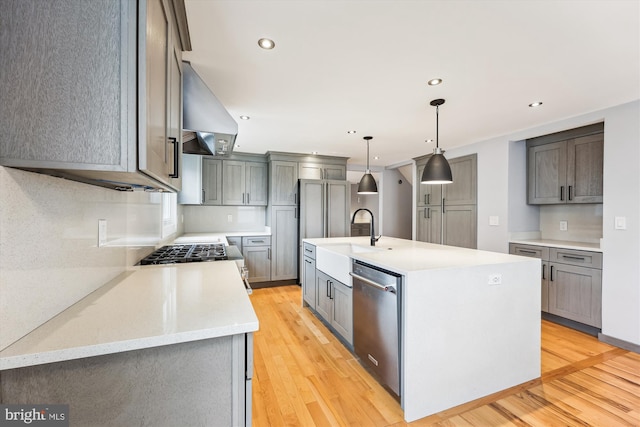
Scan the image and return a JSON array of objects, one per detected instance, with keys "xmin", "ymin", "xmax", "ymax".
[
  {"xmin": 416, "ymin": 207, "xmax": 442, "ymax": 244},
  {"xmin": 243, "ymin": 246, "xmax": 271, "ymax": 283},
  {"xmin": 302, "ymin": 256, "xmax": 317, "ymax": 309},
  {"xmin": 326, "ymin": 181, "xmax": 350, "ymax": 238},
  {"xmin": 416, "ymin": 163, "xmax": 442, "ymax": 207},
  {"xmin": 271, "ymin": 161, "xmax": 298, "ymax": 205},
  {"xmin": 315, "ymin": 271, "xmax": 332, "ymax": 321},
  {"xmin": 528, "ymin": 141, "xmax": 567, "ymax": 204},
  {"xmin": 299, "ymin": 163, "xmax": 324, "ymax": 180},
  {"xmin": 323, "ymin": 164, "xmax": 347, "ymax": 180},
  {"xmin": 566, "ymin": 134, "xmax": 603, "ymax": 204},
  {"xmin": 549, "ymin": 263, "xmax": 602, "ymax": 327},
  {"xmin": 222, "ymin": 160, "xmax": 246, "ymax": 205},
  {"xmin": 442, "ymin": 204, "xmax": 477, "ymax": 249},
  {"xmin": 139, "ymin": 0, "xmax": 171, "ymax": 184},
  {"xmin": 271, "ymin": 206, "xmax": 298, "ymax": 281},
  {"xmin": 541, "ymin": 261, "xmax": 549, "ymax": 313},
  {"xmin": 167, "ymin": 40, "xmax": 182, "ymax": 190},
  {"xmin": 245, "ymin": 162, "xmax": 268, "ymax": 206},
  {"xmin": 331, "ymin": 280, "xmax": 353, "ymax": 344},
  {"xmin": 203, "ymin": 158, "xmax": 222, "ymax": 205},
  {"xmin": 444, "ymin": 154, "xmax": 477, "ymax": 205}
]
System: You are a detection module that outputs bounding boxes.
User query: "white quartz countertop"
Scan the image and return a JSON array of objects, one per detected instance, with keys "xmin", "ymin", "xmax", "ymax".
[
  {"xmin": 173, "ymin": 230, "xmax": 271, "ymax": 245},
  {"xmin": 305, "ymin": 236, "xmax": 530, "ymax": 275},
  {"xmin": 509, "ymin": 239, "xmax": 602, "ymax": 252},
  {"xmin": 0, "ymin": 262, "xmax": 259, "ymax": 370}
]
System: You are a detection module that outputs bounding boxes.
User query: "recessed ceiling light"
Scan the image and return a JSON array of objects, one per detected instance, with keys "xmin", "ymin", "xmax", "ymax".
[
  {"xmin": 425, "ymin": 139, "xmax": 434, "ymax": 143},
  {"xmin": 529, "ymin": 101, "xmax": 543, "ymax": 108},
  {"xmin": 258, "ymin": 38, "xmax": 275, "ymax": 49},
  {"xmin": 347, "ymin": 130, "xmax": 357, "ymax": 134},
  {"xmin": 374, "ymin": 156, "xmax": 380, "ymax": 160},
  {"xmin": 427, "ymin": 78, "xmax": 443, "ymax": 86},
  {"xmin": 312, "ymin": 151, "xmax": 318, "ymax": 155},
  {"xmin": 240, "ymin": 115, "xmax": 250, "ymax": 120}
]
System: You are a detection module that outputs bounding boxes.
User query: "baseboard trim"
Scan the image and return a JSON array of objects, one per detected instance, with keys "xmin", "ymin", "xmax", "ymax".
[
  {"xmin": 541, "ymin": 312, "xmax": 601, "ymax": 336},
  {"xmin": 598, "ymin": 333, "xmax": 640, "ymax": 354}
]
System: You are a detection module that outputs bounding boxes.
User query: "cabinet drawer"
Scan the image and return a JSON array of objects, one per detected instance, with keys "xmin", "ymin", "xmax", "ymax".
[
  {"xmin": 509, "ymin": 243, "xmax": 549, "ymax": 260},
  {"xmin": 303, "ymin": 242, "xmax": 316, "ymax": 259},
  {"xmin": 226, "ymin": 236, "xmax": 242, "ymax": 247},
  {"xmin": 242, "ymin": 236, "xmax": 271, "ymax": 247},
  {"xmin": 550, "ymin": 248, "xmax": 602, "ymax": 269}
]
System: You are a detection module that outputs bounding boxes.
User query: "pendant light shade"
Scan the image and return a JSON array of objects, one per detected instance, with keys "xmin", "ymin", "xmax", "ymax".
[
  {"xmin": 358, "ymin": 136, "xmax": 378, "ymax": 194},
  {"xmin": 421, "ymin": 99, "xmax": 453, "ymax": 184}
]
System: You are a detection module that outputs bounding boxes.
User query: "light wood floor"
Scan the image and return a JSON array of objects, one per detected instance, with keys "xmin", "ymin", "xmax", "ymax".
[{"xmin": 250, "ymin": 285, "xmax": 640, "ymax": 426}]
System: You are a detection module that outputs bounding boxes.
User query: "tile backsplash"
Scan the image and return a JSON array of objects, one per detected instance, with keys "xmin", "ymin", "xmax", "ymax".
[{"xmin": 0, "ymin": 167, "xmax": 181, "ymax": 350}]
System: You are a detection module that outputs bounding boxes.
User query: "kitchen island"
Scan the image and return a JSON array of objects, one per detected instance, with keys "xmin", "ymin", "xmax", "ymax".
[
  {"xmin": 304, "ymin": 236, "xmax": 541, "ymax": 422},
  {"xmin": 0, "ymin": 262, "xmax": 258, "ymax": 426}
]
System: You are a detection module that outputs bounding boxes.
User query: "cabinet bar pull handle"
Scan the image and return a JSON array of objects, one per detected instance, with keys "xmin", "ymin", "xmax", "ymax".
[
  {"xmin": 268, "ymin": 248, "xmax": 271, "ymax": 260},
  {"xmin": 562, "ymin": 255, "xmax": 585, "ymax": 261},
  {"xmin": 427, "ymin": 208, "xmax": 431, "ymax": 219},
  {"xmin": 202, "ymin": 189, "xmax": 205, "ymax": 204},
  {"xmin": 294, "ymin": 207, "xmax": 297, "ymax": 219},
  {"xmin": 326, "ymin": 280, "xmax": 330, "ymax": 298},
  {"xmin": 542, "ymin": 264, "xmax": 546, "ymax": 280},
  {"xmin": 247, "ymin": 193, "xmax": 250, "ymax": 204},
  {"xmin": 305, "ymin": 259, "xmax": 312, "ymax": 264},
  {"xmin": 329, "ymin": 281, "xmax": 333, "ymax": 300},
  {"xmin": 560, "ymin": 186, "xmax": 564, "ymax": 201},
  {"xmin": 550, "ymin": 265, "xmax": 554, "ymax": 282},
  {"xmin": 305, "ymin": 248, "xmax": 313, "ymax": 253},
  {"xmin": 442, "ymin": 198, "xmax": 446, "ymax": 214},
  {"xmin": 242, "ymin": 193, "xmax": 245, "ymax": 204},
  {"xmin": 519, "ymin": 249, "xmax": 536, "ymax": 254},
  {"xmin": 168, "ymin": 137, "xmax": 179, "ymax": 178},
  {"xmin": 427, "ymin": 194, "xmax": 430, "ymax": 205},
  {"xmin": 568, "ymin": 186, "xmax": 572, "ymax": 201}
]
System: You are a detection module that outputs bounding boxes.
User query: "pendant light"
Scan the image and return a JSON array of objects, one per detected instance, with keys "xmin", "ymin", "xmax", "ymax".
[
  {"xmin": 358, "ymin": 136, "xmax": 378, "ymax": 194},
  {"xmin": 421, "ymin": 99, "xmax": 453, "ymax": 184}
]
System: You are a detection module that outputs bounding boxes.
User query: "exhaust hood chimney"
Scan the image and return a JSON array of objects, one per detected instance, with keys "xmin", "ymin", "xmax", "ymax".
[{"xmin": 182, "ymin": 61, "xmax": 238, "ymax": 156}]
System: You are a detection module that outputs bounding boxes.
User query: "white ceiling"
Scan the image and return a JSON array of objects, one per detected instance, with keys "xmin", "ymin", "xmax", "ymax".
[{"xmin": 183, "ymin": 0, "xmax": 640, "ymax": 168}]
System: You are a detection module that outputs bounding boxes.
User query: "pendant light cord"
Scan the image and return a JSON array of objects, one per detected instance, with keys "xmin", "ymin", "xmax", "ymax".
[
  {"xmin": 435, "ymin": 104, "xmax": 439, "ymax": 149},
  {"xmin": 366, "ymin": 139, "xmax": 370, "ymax": 172}
]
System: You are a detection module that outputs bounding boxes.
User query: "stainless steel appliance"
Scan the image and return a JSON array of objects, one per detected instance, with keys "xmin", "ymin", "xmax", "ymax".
[
  {"xmin": 350, "ymin": 260, "xmax": 402, "ymax": 398},
  {"xmin": 139, "ymin": 243, "xmax": 252, "ymax": 294}
]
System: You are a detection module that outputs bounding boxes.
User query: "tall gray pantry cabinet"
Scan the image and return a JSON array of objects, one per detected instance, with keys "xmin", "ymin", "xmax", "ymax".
[
  {"xmin": 0, "ymin": 0, "xmax": 191, "ymax": 192},
  {"xmin": 415, "ymin": 154, "xmax": 477, "ymax": 249}
]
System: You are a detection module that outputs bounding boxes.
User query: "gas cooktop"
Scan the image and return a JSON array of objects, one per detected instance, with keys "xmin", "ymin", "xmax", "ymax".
[{"xmin": 139, "ymin": 243, "xmax": 227, "ymax": 265}]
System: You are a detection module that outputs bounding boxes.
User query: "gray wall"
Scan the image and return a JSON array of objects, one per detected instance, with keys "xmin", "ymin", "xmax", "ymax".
[{"xmin": 381, "ymin": 168, "xmax": 412, "ymax": 239}]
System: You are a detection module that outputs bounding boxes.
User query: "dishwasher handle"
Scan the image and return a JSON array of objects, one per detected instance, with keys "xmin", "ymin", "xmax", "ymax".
[{"xmin": 349, "ymin": 272, "xmax": 396, "ymax": 294}]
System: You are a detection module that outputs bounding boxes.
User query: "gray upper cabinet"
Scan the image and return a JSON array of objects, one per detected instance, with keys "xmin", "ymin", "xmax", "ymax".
[
  {"xmin": 222, "ymin": 160, "xmax": 268, "ymax": 206},
  {"xmin": 527, "ymin": 123, "xmax": 603, "ymax": 205},
  {"xmin": 299, "ymin": 163, "xmax": 347, "ymax": 180},
  {"xmin": 203, "ymin": 158, "xmax": 222, "ymax": 205},
  {"xmin": 0, "ymin": 0, "xmax": 190, "ymax": 191},
  {"xmin": 270, "ymin": 161, "xmax": 298, "ymax": 205},
  {"xmin": 444, "ymin": 155, "xmax": 477, "ymax": 206}
]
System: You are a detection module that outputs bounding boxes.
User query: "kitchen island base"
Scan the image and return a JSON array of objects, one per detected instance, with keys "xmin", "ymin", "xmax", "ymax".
[{"xmin": 1, "ymin": 334, "xmax": 252, "ymax": 427}]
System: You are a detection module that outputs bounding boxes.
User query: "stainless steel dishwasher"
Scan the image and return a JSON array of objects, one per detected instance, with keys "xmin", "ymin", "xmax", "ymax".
[{"xmin": 350, "ymin": 260, "xmax": 402, "ymax": 398}]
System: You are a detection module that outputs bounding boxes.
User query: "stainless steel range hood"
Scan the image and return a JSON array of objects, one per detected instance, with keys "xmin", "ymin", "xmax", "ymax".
[{"xmin": 182, "ymin": 61, "xmax": 238, "ymax": 156}]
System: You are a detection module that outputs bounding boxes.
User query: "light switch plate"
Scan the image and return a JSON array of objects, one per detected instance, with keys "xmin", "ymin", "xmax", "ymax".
[
  {"xmin": 615, "ymin": 216, "xmax": 627, "ymax": 230},
  {"xmin": 559, "ymin": 220, "xmax": 568, "ymax": 231},
  {"xmin": 489, "ymin": 216, "xmax": 499, "ymax": 226},
  {"xmin": 488, "ymin": 274, "xmax": 502, "ymax": 285},
  {"xmin": 98, "ymin": 219, "xmax": 107, "ymax": 247}
]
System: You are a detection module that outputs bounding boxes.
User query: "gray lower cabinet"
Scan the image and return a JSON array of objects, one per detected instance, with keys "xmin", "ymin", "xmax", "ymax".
[
  {"xmin": 315, "ymin": 270, "xmax": 353, "ymax": 345},
  {"xmin": 223, "ymin": 161, "xmax": 268, "ymax": 206},
  {"xmin": 226, "ymin": 236, "xmax": 242, "ymax": 250},
  {"xmin": 270, "ymin": 206, "xmax": 298, "ymax": 281},
  {"xmin": 0, "ymin": 334, "xmax": 253, "ymax": 427},
  {"xmin": 0, "ymin": 0, "xmax": 189, "ymax": 192},
  {"xmin": 442, "ymin": 204, "xmax": 477, "ymax": 249},
  {"xmin": 242, "ymin": 236, "xmax": 271, "ymax": 283},
  {"xmin": 302, "ymin": 243, "xmax": 317, "ymax": 309},
  {"xmin": 509, "ymin": 243, "xmax": 602, "ymax": 328}
]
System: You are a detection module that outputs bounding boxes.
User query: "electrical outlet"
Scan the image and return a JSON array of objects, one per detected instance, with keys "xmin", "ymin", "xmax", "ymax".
[
  {"xmin": 227, "ymin": 214, "xmax": 233, "ymax": 223},
  {"xmin": 559, "ymin": 220, "xmax": 568, "ymax": 231},
  {"xmin": 488, "ymin": 274, "xmax": 502, "ymax": 285},
  {"xmin": 98, "ymin": 219, "xmax": 107, "ymax": 247}
]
